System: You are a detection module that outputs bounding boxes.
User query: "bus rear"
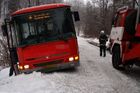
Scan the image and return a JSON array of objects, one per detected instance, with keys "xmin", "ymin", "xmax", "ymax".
[{"xmin": 10, "ymin": 4, "xmax": 80, "ymax": 73}]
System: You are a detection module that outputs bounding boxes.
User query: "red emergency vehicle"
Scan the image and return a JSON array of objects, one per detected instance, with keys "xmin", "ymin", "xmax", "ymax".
[
  {"xmin": 110, "ymin": 0, "xmax": 140, "ymax": 70},
  {"xmin": 1, "ymin": 3, "xmax": 80, "ymax": 73}
]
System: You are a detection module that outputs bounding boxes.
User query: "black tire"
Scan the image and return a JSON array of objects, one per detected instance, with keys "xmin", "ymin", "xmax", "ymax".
[{"xmin": 112, "ymin": 46, "xmax": 121, "ymax": 69}]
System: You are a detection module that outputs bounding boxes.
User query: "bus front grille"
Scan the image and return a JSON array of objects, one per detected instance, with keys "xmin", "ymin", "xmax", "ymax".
[{"xmin": 33, "ymin": 59, "xmax": 64, "ymax": 67}]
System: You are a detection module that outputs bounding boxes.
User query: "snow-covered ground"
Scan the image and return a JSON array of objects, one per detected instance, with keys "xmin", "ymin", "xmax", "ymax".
[
  {"xmin": 0, "ymin": 37, "xmax": 140, "ymax": 93},
  {"xmin": 86, "ymin": 37, "xmax": 110, "ymax": 48}
]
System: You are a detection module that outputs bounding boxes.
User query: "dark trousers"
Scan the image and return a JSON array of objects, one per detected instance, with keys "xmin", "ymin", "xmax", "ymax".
[
  {"xmin": 100, "ymin": 45, "xmax": 106, "ymax": 57},
  {"xmin": 9, "ymin": 65, "xmax": 15, "ymax": 76},
  {"xmin": 9, "ymin": 64, "xmax": 19, "ymax": 76}
]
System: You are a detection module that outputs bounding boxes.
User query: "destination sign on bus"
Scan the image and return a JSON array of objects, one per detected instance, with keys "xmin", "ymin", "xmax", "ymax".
[{"xmin": 28, "ymin": 13, "xmax": 50, "ymax": 20}]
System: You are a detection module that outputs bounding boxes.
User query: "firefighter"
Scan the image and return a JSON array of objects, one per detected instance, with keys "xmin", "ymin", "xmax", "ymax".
[{"xmin": 99, "ymin": 30, "xmax": 108, "ymax": 57}]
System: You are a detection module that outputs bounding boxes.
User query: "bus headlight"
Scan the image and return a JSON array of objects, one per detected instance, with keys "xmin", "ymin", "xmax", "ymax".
[
  {"xmin": 24, "ymin": 65, "xmax": 29, "ymax": 69},
  {"xmin": 18, "ymin": 66, "xmax": 23, "ymax": 70},
  {"xmin": 69, "ymin": 57, "xmax": 74, "ymax": 62},
  {"xmin": 75, "ymin": 56, "xmax": 79, "ymax": 60}
]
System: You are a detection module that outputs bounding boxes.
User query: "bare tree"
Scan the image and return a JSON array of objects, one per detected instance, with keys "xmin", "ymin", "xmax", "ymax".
[
  {"xmin": 8, "ymin": 0, "xmax": 20, "ymax": 13},
  {"xmin": 40, "ymin": 0, "xmax": 63, "ymax": 4},
  {"xmin": 0, "ymin": 0, "xmax": 4, "ymax": 18}
]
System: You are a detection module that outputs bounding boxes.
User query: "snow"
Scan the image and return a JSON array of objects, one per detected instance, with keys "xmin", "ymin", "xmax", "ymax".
[
  {"xmin": 0, "ymin": 66, "xmax": 2, "ymax": 71},
  {"xmin": 86, "ymin": 37, "xmax": 110, "ymax": 48},
  {"xmin": 86, "ymin": 38, "xmax": 99, "ymax": 44},
  {"xmin": 0, "ymin": 37, "xmax": 140, "ymax": 93}
]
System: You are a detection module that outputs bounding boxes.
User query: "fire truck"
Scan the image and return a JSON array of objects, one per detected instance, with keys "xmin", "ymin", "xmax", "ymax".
[
  {"xmin": 1, "ymin": 3, "xmax": 80, "ymax": 73},
  {"xmin": 110, "ymin": 0, "xmax": 140, "ymax": 70}
]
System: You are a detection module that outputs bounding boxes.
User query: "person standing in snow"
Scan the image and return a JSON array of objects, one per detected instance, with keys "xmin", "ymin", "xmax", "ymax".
[
  {"xmin": 9, "ymin": 48, "xmax": 19, "ymax": 76},
  {"xmin": 99, "ymin": 30, "xmax": 108, "ymax": 57}
]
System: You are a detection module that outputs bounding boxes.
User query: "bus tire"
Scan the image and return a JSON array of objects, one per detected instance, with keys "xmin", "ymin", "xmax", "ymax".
[{"xmin": 112, "ymin": 46, "xmax": 121, "ymax": 69}]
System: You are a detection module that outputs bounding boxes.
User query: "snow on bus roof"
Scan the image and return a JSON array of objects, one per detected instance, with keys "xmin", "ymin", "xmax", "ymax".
[{"xmin": 12, "ymin": 3, "xmax": 70, "ymax": 16}]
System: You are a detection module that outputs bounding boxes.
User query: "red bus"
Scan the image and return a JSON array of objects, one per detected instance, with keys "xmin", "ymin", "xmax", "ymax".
[{"xmin": 1, "ymin": 3, "xmax": 80, "ymax": 73}]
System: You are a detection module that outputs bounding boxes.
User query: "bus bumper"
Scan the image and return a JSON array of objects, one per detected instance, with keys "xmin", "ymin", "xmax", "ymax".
[{"xmin": 19, "ymin": 61, "xmax": 80, "ymax": 73}]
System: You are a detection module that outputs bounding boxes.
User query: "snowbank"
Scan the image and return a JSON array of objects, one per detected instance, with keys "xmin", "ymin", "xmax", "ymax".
[
  {"xmin": 86, "ymin": 37, "xmax": 110, "ymax": 49},
  {"xmin": 0, "ymin": 68, "xmax": 114, "ymax": 93},
  {"xmin": 86, "ymin": 38, "xmax": 99, "ymax": 47}
]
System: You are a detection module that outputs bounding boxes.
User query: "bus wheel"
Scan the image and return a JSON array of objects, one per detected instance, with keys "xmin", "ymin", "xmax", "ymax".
[{"xmin": 112, "ymin": 46, "xmax": 121, "ymax": 69}]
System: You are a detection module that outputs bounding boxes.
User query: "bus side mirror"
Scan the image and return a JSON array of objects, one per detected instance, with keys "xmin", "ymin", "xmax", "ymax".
[
  {"xmin": 73, "ymin": 11, "xmax": 80, "ymax": 21},
  {"xmin": 1, "ymin": 24, "xmax": 8, "ymax": 36}
]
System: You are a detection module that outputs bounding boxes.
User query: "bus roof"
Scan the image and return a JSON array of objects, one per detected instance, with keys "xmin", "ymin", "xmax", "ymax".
[{"xmin": 12, "ymin": 3, "xmax": 70, "ymax": 16}]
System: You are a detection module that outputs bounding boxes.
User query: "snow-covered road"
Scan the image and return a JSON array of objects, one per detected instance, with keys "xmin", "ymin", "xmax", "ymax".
[{"xmin": 0, "ymin": 37, "xmax": 140, "ymax": 93}]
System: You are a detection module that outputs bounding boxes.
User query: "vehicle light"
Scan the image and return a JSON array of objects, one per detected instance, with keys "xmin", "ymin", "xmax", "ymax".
[
  {"xmin": 18, "ymin": 66, "xmax": 23, "ymax": 70},
  {"xmin": 75, "ymin": 56, "xmax": 79, "ymax": 60},
  {"xmin": 24, "ymin": 65, "xmax": 29, "ymax": 69},
  {"xmin": 69, "ymin": 57, "xmax": 74, "ymax": 62}
]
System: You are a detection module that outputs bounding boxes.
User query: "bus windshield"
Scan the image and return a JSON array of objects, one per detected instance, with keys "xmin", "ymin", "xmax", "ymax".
[{"xmin": 13, "ymin": 7, "xmax": 76, "ymax": 46}]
